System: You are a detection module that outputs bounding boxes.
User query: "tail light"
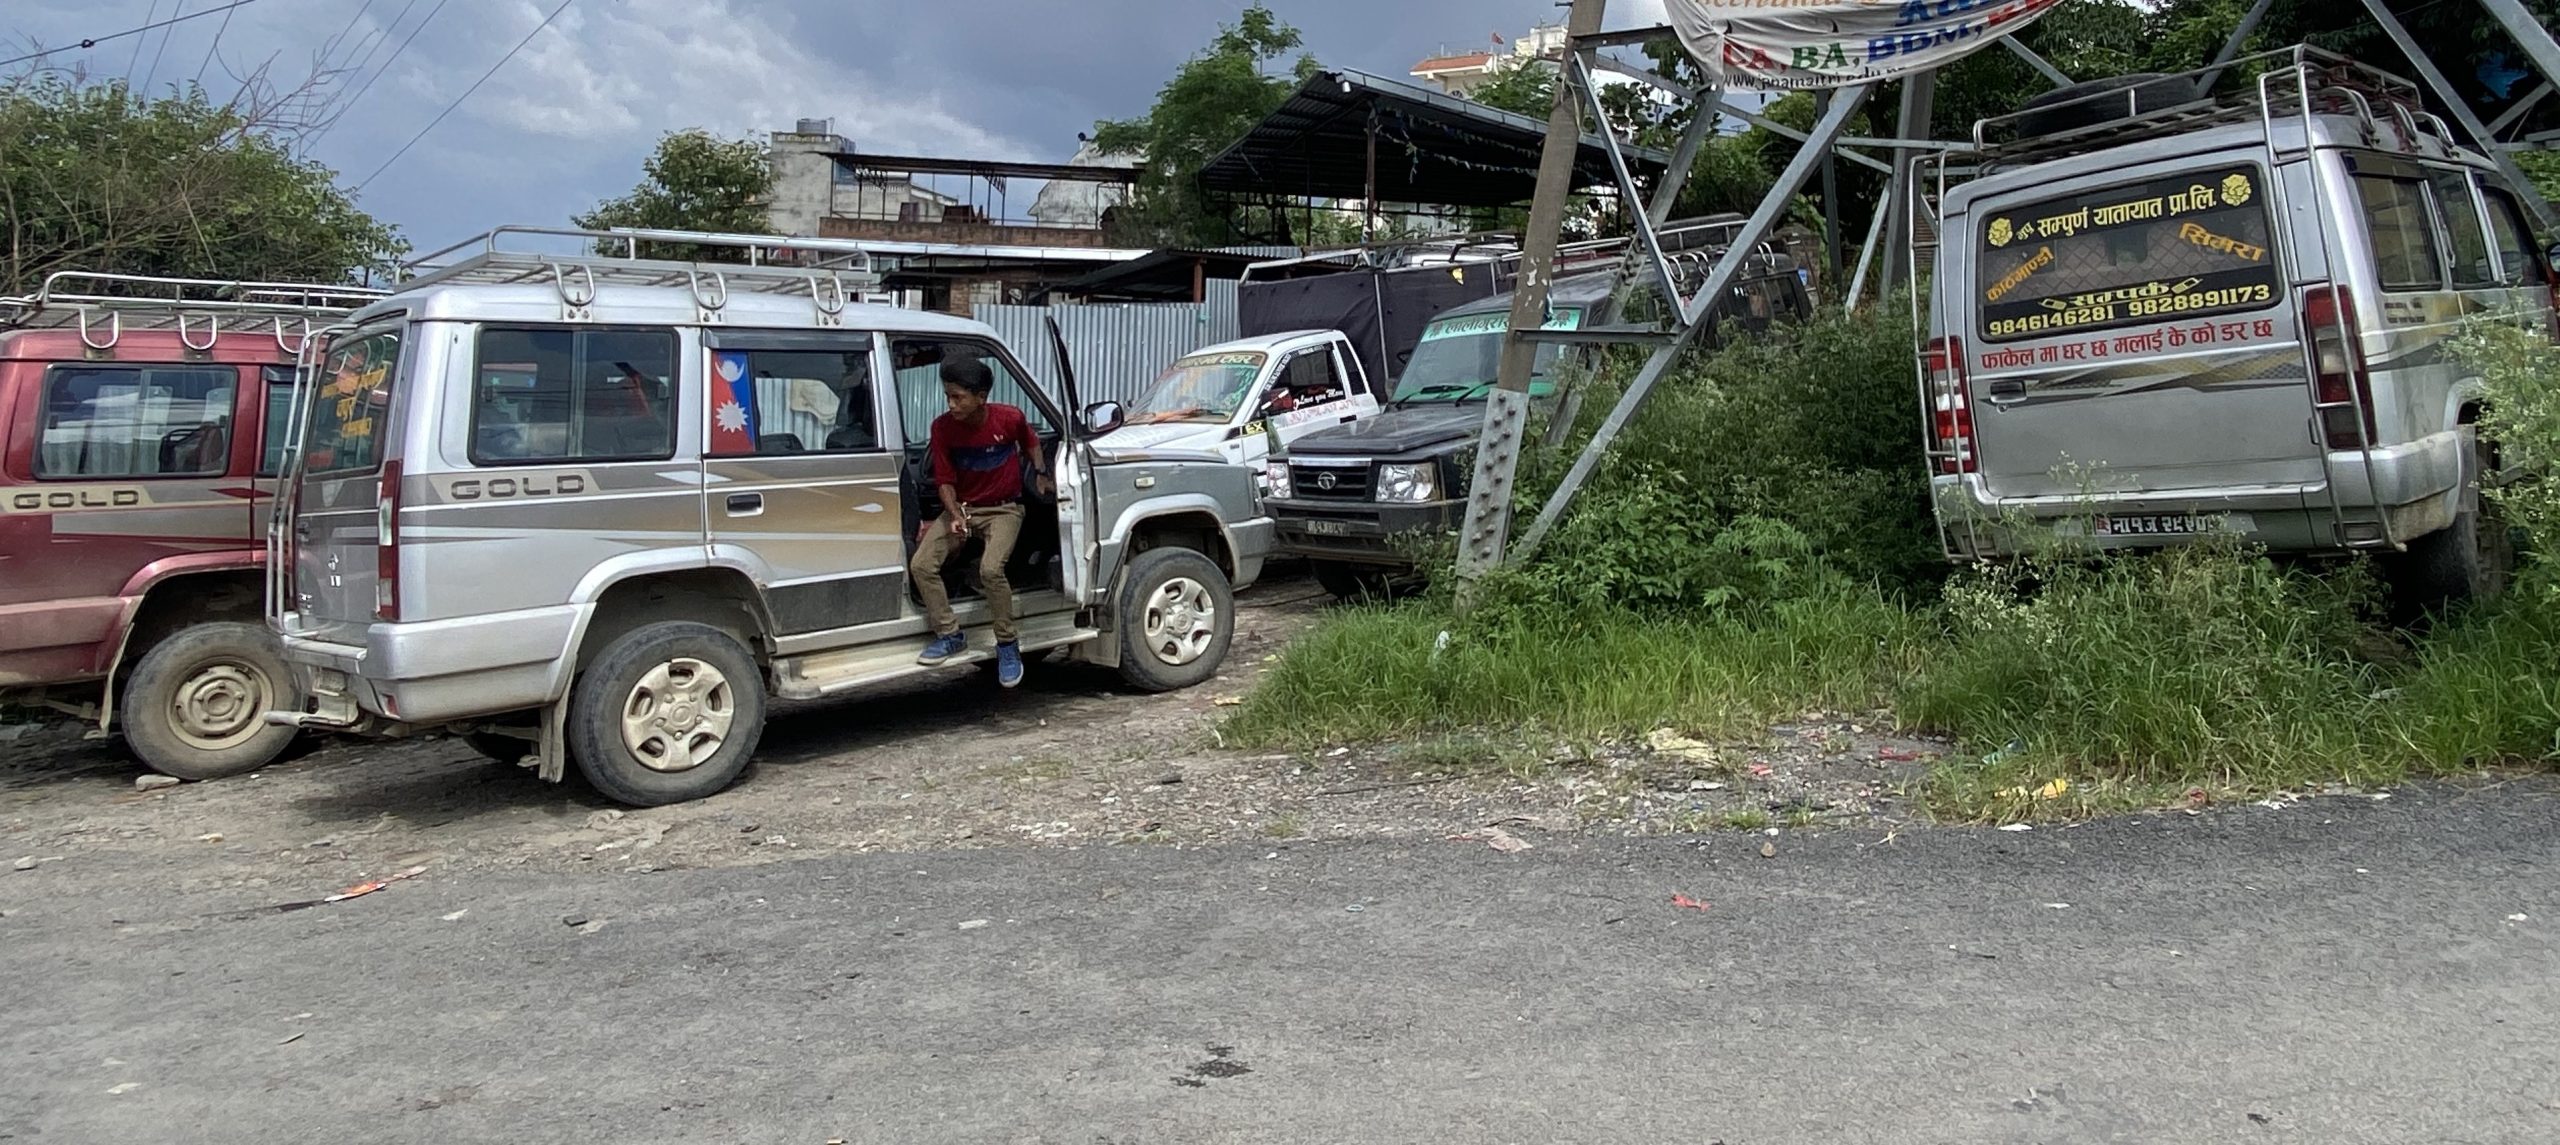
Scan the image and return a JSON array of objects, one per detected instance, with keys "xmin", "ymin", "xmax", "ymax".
[
  {"xmin": 375, "ymin": 458, "xmax": 402, "ymax": 621},
  {"xmin": 1926, "ymin": 335, "xmax": 1975, "ymax": 474},
  {"xmin": 2303, "ymin": 286, "xmax": 2374, "ymax": 450}
]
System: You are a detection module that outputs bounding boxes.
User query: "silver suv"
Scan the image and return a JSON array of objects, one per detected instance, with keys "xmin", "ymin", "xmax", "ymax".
[
  {"xmin": 1921, "ymin": 48, "xmax": 2557, "ymax": 606},
  {"xmin": 265, "ymin": 228, "xmax": 1272, "ymax": 805}
]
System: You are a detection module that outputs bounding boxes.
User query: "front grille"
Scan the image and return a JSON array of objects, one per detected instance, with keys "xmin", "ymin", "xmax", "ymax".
[{"xmin": 1289, "ymin": 462, "xmax": 1371, "ymax": 500}]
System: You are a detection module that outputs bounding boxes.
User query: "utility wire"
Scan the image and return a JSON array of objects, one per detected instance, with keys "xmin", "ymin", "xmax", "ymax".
[
  {"xmin": 0, "ymin": 0, "xmax": 264, "ymax": 71},
  {"xmin": 192, "ymin": 0, "xmax": 239, "ymax": 86},
  {"xmin": 355, "ymin": 0, "xmax": 573, "ymax": 191},
  {"xmin": 140, "ymin": 0, "xmax": 186, "ymax": 95},
  {"xmin": 125, "ymin": 2, "xmax": 159, "ymax": 80},
  {"xmin": 307, "ymin": 0, "xmax": 446, "ymax": 148}
]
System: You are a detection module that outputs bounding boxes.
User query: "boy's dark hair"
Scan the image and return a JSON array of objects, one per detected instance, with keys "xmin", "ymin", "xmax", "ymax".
[{"xmin": 939, "ymin": 356, "xmax": 996, "ymax": 396}]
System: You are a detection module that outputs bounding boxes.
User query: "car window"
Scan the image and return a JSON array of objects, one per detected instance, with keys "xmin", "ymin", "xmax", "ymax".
[
  {"xmin": 471, "ymin": 327, "xmax": 678, "ymax": 465},
  {"xmin": 302, "ymin": 328, "xmax": 401, "ymax": 474},
  {"xmin": 2355, "ymin": 174, "xmax": 2444, "ymax": 292},
  {"xmin": 888, "ymin": 338, "xmax": 1054, "ymax": 447},
  {"xmin": 1265, "ymin": 346, "xmax": 1347, "ymax": 413},
  {"xmin": 2483, "ymin": 186, "xmax": 2547, "ymax": 285},
  {"xmin": 259, "ymin": 366, "xmax": 296, "ymax": 477},
  {"xmin": 36, "ymin": 364, "xmax": 237, "ymax": 479},
  {"xmin": 707, "ymin": 345, "xmax": 881, "ymax": 456},
  {"xmin": 1974, "ymin": 164, "xmax": 2284, "ymax": 343},
  {"xmin": 2428, "ymin": 170, "xmax": 2497, "ymax": 289}
]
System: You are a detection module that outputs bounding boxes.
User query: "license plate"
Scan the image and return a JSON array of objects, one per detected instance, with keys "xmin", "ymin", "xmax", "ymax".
[
  {"xmin": 2091, "ymin": 513, "xmax": 2235, "ymax": 537},
  {"xmin": 1301, "ymin": 519, "xmax": 1353, "ymax": 537}
]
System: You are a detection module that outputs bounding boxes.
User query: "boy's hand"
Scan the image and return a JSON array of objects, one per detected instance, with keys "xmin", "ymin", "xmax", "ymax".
[
  {"xmin": 948, "ymin": 514, "xmax": 971, "ymax": 538},
  {"xmin": 1035, "ymin": 474, "xmax": 1055, "ymax": 496}
]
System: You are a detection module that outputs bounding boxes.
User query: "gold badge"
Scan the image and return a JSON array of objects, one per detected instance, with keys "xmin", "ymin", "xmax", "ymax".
[
  {"xmin": 1987, "ymin": 217, "xmax": 2014, "ymax": 248},
  {"xmin": 2221, "ymin": 173, "xmax": 2253, "ymax": 206}
]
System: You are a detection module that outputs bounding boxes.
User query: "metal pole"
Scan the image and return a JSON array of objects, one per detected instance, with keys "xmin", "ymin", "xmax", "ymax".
[
  {"xmin": 2476, "ymin": 0, "xmax": 2560, "ymax": 93},
  {"xmin": 1363, "ymin": 114, "xmax": 1379, "ymax": 244},
  {"xmin": 1817, "ymin": 90, "xmax": 1843, "ymax": 288},
  {"xmin": 1516, "ymin": 84, "xmax": 1876, "ymax": 560},
  {"xmin": 2198, "ymin": 0, "xmax": 2276, "ymax": 91},
  {"xmin": 2490, "ymin": 80, "xmax": 2552, "ymax": 136},
  {"xmin": 1998, "ymin": 38, "xmax": 2072, "ymax": 88},
  {"xmin": 1843, "ymin": 193, "xmax": 1892, "ymax": 310},
  {"xmin": 1649, "ymin": 89, "xmax": 1721, "ymax": 225},
  {"xmin": 1877, "ymin": 69, "xmax": 1935, "ymax": 295},
  {"xmin": 1574, "ymin": 52, "xmax": 1684, "ymax": 309},
  {"xmin": 1452, "ymin": 0, "xmax": 1609, "ymax": 602},
  {"xmin": 2358, "ymin": 0, "xmax": 2559, "ymax": 226}
]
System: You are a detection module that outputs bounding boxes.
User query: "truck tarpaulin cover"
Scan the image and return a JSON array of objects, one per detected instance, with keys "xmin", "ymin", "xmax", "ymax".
[
  {"xmin": 1665, "ymin": 0, "xmax": 2068, "ymax": 91},
  {"xmin": 1237, "ymin": 263, "xmax": 1500, "ymax": 393}
]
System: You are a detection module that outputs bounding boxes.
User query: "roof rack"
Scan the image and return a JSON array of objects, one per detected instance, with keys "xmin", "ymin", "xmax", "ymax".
[
  {"xmin": 1973, "ymin": 45, "xmax": 2454, "ymax": 166},
  {"xmin": 0, "ymin": 270, "xmax": 387, "ymax": 355},
  {"xmin": 398, "ymin": 226, "xmax": 891, "ymax": 325}
]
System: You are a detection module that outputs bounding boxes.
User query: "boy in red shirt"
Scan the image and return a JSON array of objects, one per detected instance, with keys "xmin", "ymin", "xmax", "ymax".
[{"xmin": 912, "ymin": 356, "xmax": 1051, "ymax": 686}]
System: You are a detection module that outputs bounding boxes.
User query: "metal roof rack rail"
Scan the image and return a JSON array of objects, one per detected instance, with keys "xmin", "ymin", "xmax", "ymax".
[
  {"xmin": 398, "ymin": 226, "xmax": 890, "ymax": 324},
  {"xmin": 0, "ymin": 270, "xmax": 387, "ymax": 355},
  {"xmin": 1973, "ymin": 45, "xmax": 2449, "ymax": 165}
]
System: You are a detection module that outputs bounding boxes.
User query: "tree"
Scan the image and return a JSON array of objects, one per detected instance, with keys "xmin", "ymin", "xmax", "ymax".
[
  {"xmin": 0, "ymin": 75, "xmax": 403, "ymax": 294},
  {"xmin": 1091, "ymin": 4, "xmax": 1315, "ymax": 246},
  {"xmin": 574, "ymin": 129, "xmax": 773, "ymax": 261}
]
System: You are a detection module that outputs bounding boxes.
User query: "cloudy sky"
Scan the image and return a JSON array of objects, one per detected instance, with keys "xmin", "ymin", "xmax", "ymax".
[{"xmin": 6, "ymin": 0, "xmax": 1677, "ymax": 250}]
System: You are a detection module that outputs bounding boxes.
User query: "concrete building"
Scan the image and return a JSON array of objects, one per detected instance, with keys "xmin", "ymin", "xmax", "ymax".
[{"xmin": 1408, "ymin": 23, "xmax": 1569, "ymax": 95}]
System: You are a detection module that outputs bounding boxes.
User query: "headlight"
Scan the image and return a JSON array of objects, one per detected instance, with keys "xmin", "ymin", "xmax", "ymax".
[
  {"xmin": 1263, "ymin": 460, "xmax": 1292, "ymax": 499},
  {"xmin": 1374, "ymin": 462, "xmax": 1438, "ymax": 503}
]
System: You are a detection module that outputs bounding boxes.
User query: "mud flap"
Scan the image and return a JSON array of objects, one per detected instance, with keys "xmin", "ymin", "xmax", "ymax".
[{"xmin": 537, "ymin": 696, "xmax": 570, "ymax": 784}]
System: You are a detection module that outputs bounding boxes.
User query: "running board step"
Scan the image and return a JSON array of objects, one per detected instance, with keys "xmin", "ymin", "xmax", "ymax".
[{"xmin": 774, "ymin": 613, "xmax": 1101, "ymax": 700}]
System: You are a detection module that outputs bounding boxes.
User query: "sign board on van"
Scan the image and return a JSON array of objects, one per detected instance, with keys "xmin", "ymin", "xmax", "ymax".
[{"xmin": 1664, "ymin": 0, "xmax": 2067, "ymax": 91}]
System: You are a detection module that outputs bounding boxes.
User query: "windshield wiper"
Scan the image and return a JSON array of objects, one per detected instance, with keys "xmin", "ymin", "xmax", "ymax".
[{"xmin": 1393, "ymin": 382, "xmax": 1496, "ymax": 407}]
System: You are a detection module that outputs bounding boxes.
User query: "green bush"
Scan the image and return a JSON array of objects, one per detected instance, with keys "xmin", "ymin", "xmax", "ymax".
[{"xmin": 2452, "ymin": 316, "xmax": 2560, "ymax": 599}]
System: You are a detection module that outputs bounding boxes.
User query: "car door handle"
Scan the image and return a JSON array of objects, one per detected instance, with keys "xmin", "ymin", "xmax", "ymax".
[{"xmin": 725, "ymin": 492, "xmax": 764, "ymax": 515}]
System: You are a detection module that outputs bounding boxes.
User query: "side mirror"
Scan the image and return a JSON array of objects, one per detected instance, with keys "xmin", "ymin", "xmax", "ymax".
[
  {"xmin": 1082, "ymin": 400, "xmax": 1125, "ymax": 437},
  {"xmin": 2545, "ymin": 241, "xmax": 2560, "ymax": 280}
]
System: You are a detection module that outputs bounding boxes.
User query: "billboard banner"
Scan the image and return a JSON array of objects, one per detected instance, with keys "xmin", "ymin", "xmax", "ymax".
[{"xmin": 1664, "ymin": 0, "xmax": 2069, "ymax": 91}]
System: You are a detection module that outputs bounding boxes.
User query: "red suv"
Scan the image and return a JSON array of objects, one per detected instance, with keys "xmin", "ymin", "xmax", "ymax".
[{"xmin": 1, "ymin": 272, "xmax": 383, "ymax": 779}]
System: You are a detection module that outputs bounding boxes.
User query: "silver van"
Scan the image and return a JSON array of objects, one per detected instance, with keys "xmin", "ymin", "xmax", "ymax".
[
  {"xmin": 1921, "ymin": 48, "xmax": 2557, "ymax": 604},
  {"xmin": 264, "ymin": 228, "xmax": 1272, "ymax": 805}
]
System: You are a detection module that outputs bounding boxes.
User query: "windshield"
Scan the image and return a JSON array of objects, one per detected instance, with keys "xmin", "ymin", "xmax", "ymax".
[
  {"xmin": 1393, "ymin": 308, "xmax": 1582, "ymax": 403},
  {"xmin": 300, "ymin": 327, "xmax": 403, "ymax": 473},
  {"xmin": 1128, "ymin": 352, "xmax": 1266, "ymax": 424}
]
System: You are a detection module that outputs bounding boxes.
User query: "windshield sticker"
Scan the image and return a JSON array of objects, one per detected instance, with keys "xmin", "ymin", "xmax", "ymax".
[
  {"xmin": 1983, "ymin": 245, "xmax": 2053, "ymax": 302},
  {"xmin": 1420, "ymin": 308, "xmax": 1585, "ymax": 342},
  {"xmin": 1176, "ymin": 352, "xmax": 1267, "ymax": 368},
  {"xmin": 2176, "ymin": 222, "xmax": 2267, "ymax": 262},
  {"xmin": 1978, "ymin": 166, "xmax": 2279, "ymax": 344},
  {"xmin": 1977, "ymin": 317, "xmax": 2280, "ymax": 371},
  {"xmin": 1987, "ymin": 171, "xmax": 2255, "ymax": 249}
]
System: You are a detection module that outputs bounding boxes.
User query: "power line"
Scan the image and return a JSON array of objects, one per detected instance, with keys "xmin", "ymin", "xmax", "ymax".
[
  {"xmin": 0, "ymin": 0, "xmax": 265, "ymax": 71},
  {"xmin": 307, "ymin": 0, "xmax": 446, "ymax": 148},
  {"xmin": 355, "ymin": 0, "xmax": 573, "ymax": 191},
  {"xmin": 192, "ymin": 0, "xmax": 239, "ymax": 86},
  {"xmin": 125, "ymin": 2, "xmax": 159, "ymax": 80},
  {"xmin": 140, "ymin": 0, "xmax": 186, "ymax": 95}
]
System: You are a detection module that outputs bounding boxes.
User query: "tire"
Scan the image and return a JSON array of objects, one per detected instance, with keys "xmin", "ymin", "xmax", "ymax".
[
  {"xmin": 118, "ymin": 621, "xmax": 300, "ymax": 781},
  {"xmin": 1114, "ymin": 547, "xmax": 1236, "ymax": 693},
  {"xmin": 1311, "ymin": 559, "xmax": 1406, "ymax": 603},
  {"xmin": 2383, "ymin": 436, "xmax": 2514, "ymax": 618},
  {"xmin": 567, "ymin": 621, "xmax": 766, "ymax": 807},
  {"xmin": 2015, "ymin": 73, "xmax": 2205, "ymax": 138}
]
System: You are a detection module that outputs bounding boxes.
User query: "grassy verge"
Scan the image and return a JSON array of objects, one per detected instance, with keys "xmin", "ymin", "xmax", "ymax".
[{"xmin": 1228, "ymin": 549, "xmax": 2560, "ymax": 823}]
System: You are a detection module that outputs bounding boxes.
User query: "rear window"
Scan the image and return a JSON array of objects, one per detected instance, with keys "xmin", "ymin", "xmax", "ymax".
[
  {"xmin": 2428, "ymin": 170, "xmax": 2497, "ymax": 288},
  {"xmin": 1976, "ymin": 165, "xmax": 2283, "ymax": 343},
  {"xmin": 2484, "ymin": 187, "xmax": 2547, "ymax": 285},
  {"xmin": 36, "ymin": 364, "xmax": 237, "ymax": 479},
  {"xmin": 303, "ymin": 329, "xmax": 402, "ymax": 474},
  {"xmin": 2356, "ymin": 175, "xmax": 2444, "ymax": 291}
]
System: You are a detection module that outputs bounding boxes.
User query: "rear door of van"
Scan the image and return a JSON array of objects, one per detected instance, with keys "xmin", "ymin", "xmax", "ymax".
[{"xmin": 1960, "ymin": 159, "xmax": 2314, "ymax": 502}]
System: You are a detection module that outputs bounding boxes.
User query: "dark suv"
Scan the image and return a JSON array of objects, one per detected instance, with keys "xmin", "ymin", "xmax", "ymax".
[{"xmin": 1265, "ymin": 260, "xmax": 1810, "ymax": 598}]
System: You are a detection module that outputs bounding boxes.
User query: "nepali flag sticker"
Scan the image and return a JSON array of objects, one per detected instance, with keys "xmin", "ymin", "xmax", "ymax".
[{"xmin": 710, "ymin": 349, "xmax": 757, "ymax": 455}]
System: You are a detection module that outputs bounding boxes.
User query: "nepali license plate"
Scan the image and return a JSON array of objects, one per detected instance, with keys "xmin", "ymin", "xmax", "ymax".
[
  {"xmin": 1301, "ymin": 519, "xmax": 1354, "ymax": 537},
  {"xmin": 2091, "ymin": 512, "xmax": 2242, "ymax": 537}
]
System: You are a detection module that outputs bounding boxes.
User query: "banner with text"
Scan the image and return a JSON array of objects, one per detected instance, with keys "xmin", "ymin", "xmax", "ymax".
[{"xmin": 1665, "ymin": 0, "xmax": 2069, "ymax": 91}]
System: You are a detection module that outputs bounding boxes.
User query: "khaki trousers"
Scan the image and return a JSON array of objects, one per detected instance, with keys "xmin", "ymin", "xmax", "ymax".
[{"xmin": 910, "ymin": 502, "xmax": 1025, "ymax": 642}]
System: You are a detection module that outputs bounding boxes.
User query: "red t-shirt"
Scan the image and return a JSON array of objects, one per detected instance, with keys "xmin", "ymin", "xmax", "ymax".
[{"xmin": 928, "ymin": 403, "xmax": 1039, "ymax": 506}]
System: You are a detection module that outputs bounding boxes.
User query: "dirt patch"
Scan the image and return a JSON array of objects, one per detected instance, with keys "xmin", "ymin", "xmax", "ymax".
[{"xmin": 0, "ymin": 577, "xmax": 1949, "ymax": 901}]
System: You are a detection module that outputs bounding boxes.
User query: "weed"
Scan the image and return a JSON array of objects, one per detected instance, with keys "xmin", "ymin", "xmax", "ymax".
[
  {"xmin": 1260, "ymin": 813, "xmax": 1306, "ymax": 840},
  {"xmin": 1724, "ymin": 809, "xmax": 1772, "ymax": 831}
]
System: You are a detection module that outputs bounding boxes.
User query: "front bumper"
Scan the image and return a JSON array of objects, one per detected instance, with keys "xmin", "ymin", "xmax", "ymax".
[{"xmin": 1267, "ymin": 497, "xmax": 1460, "ymax": 566}]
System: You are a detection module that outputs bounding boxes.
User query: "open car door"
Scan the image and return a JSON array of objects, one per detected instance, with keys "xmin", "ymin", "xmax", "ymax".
[{"xmin": 1047, "ymin": 316, "xmax": 1102, "ymax": 606}]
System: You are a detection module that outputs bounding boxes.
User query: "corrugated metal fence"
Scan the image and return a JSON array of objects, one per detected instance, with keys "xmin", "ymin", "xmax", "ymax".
[{"xmin": 974, "ymin": 285, "xmax": 1239, "ymax": 413}]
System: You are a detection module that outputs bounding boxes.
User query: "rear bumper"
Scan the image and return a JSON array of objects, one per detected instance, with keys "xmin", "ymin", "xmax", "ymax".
[
  {"xmin": 1934, "ymin": 432, "xmax": 2467, "ymax": 556},
  {"xmin": 1267, "ymin": 498, "xmax": 1458, "ymax": 566},
  {"xmin": 273, "ymin": 604, "xmax": 581, "ymax": 727}
]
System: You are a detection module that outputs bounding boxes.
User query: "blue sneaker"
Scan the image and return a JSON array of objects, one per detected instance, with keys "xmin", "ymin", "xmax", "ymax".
[
  {"xmin": 917, "ymin": 631, "xmax": 967, "ymax": 666},
  {"xmin": 995, "ymin": 641, "xmax": 1024, "ymax": 689}
]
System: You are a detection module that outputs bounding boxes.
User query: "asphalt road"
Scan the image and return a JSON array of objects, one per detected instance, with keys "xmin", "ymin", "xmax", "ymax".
[{"xmin": 6, "ymin": 779, "xmax": 2558, "ymax": 1144}]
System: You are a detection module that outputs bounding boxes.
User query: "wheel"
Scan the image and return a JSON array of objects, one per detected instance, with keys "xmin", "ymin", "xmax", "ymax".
[
  {"xmin": 567, "ymin": 621, "xmax": 766, "ymax": 807},
  {"xmin": 1114, "ymin": 547, "xmax": 1235, "ymax": 693},
  {"xmin": 1310, "ymin": 559, "xmax": 1406, "ymax": 602},
  {"xmin": 118, "ymin": 621, "xmax": 300, "ymax": 781},
  {"xmin": 462, "ymin": 732, "xmax": 534, "ymax": 766},
  {"xmin": 2015, "ymin": 73, "xmax": 2204, "ymax": 138},
  {"xmin": 2386, "ymin": 475, "xmax": 2514, "ymax": 620}
]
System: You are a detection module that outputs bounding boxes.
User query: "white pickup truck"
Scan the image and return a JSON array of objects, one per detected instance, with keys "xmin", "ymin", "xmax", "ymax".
[{"xmin": 1094, "ymin": 330, "xmax": 1379, "ymax": 485}]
